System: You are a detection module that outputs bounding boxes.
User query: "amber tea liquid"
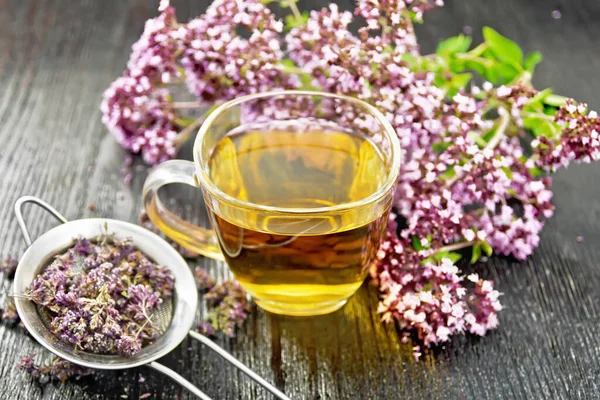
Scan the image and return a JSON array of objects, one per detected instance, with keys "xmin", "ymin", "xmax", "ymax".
[{"xmin": 206, "ymin": 119, "xmax": 391, "ymax": 315}]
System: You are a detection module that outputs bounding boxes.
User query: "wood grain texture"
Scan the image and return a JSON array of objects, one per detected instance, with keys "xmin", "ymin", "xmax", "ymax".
[{"xmin": 0, "ymin": 0, "xmax": 599, "ymax": 399}]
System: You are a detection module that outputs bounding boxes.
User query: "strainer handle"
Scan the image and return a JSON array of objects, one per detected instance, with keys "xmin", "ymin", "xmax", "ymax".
[
  {"xmin": 188, "ymin": 330, "xmax": 291, "ymax": 400},
  {"xmin": 148, "ymin": 361, "xmax": 213, "ymax": 400},
  {"xmin": 14, "ymin": 196, "xmax": 69, "ymax": 246}
]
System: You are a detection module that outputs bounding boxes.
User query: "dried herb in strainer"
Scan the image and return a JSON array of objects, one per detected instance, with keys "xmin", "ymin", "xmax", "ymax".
[{"xmin": 24, "ymin": 234, "xmax": 174, "ymax": 357}]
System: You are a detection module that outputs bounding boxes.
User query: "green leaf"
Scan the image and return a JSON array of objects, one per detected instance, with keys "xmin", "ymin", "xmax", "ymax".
[
  {"xmin": 412, "ymin": 236, "xmax": 424, "ymax": 251},
  {"xmin": 524, "ymin": 116, "xmax": 559, "ymax": 138},
  {"xmin": 468, "ymin": 131, "xmax": 488, "ymax": 148},
  {"xmin": 448, "ymin": 58, "xmax": 466, "ymax": 74},
  {"xmin": 462, "ymin": 59, "xmax": 490, "ymax": 78},
  {"xmin": 483, "ymin": 64, "xmax": 499, "ymax": 83},
  {"xmin": 482, "ymin": 27, "xmax": 523, "ymax": 65},
  {"xmin": 544, "ymin": 93, "xmax": 568, "ymax": 107},
  {"xmin": 527, "ymin": 88, "xmax": 553, "ymax": 108},
  {"xmin": 446, "ymin": 252, "xmax": 462, "ymax": 263},
  {"xmin": 432, "ymin": 141, "xmax": 452, "ymax": 153},
  {"xmin": 284, "ymin": 11, "xmax": 309, "ymax": 30},
  {"xmin": 437, "ymin": 35, "xmax": 472, "ymax": 56},
  {"xmin": 500, "ymin": 166, "xmax": 513, "ymax": 179},
  {"xmin": 538, "ymin": 120, "xmax": 558, "ymax": 137},
  {"xmin": 440, "ymin": 167, "xmax": 457, "ymax": 181},
  {"xmin": 529, "ymin": 166, "xmax": 543, "ymax": 177},
  {"xmin": 452, "ymin": 72, "xmax": 472, "ymax": 87},
  {"xmin": 175, "ymin": 116, "xmax": 198, "ymax": 127},
  {"xmin": 481, "ymin": 241, "xmax": 493, "ymax": 257},
  {"xmin": 280, "ymin": 58, "xmax": 295, "ymax": 67},
  {"xmin": 442, "ymin": 72, "xmax": 473, "ymax": 96},
  {"xmin": 482, "ymin": 125, "xmax": 497, "ymax": 143},
  {"xmin": 299, "ymin": 73, "xmax": 314, "ymax": 90},
  {"xmin": 492, "ymin": 62, "xmax": 521, "ymax": 84},
  {"xmin": 471, "ymin": 242, "xmax": 482, "ymax": 264},
  {"xmin": 401, "ymin": 53, "xmax": 419, "ymax": 69},
  {"xmin": 523, "ymin": 51, "xmax": 542, "ymax": 73}
]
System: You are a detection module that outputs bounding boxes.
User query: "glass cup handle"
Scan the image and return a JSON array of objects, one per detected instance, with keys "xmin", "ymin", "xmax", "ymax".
[{"xmin": 142, "ymin": 160, "xmax": 224, "ymax": 261}]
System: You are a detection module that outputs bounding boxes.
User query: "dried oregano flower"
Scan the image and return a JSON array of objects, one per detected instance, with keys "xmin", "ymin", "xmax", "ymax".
[
  {"xmin": 2, "ymin": 297, "xmax": 18, "ymax": 323},
  {"xmin": 1, "ymin": 255, "xmax": 18, "ymax": 278},
  {"xmin": 19, "ymin": 353, "xmax": 94, "ymax": 383},
  {"xmin": 25, "ymin": 234, "xmax": 174, "ymax": 357},
  {"xmin": 194, "ymin": 266, "xmax": 251, "ymax": 338}
]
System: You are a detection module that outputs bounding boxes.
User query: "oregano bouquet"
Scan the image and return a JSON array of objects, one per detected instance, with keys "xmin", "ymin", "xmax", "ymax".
[{"xmin": 101, "ymin": 0, "xmax": 599, "ymax": 354}]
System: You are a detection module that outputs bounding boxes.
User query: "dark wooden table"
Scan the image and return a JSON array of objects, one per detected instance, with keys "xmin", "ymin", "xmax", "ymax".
[{"xmin": 1, "ymin": 0, "xmax": 599, "ymax": 399}]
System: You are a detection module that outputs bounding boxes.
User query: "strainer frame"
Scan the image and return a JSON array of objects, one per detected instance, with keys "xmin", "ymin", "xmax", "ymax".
[
  {"xmin": 12, "ymin": 196, "xmax": 290, "ymax": 400},
  {"xmin": 13, "ymin": 197, "xmax": 198, "ymax": 370}
]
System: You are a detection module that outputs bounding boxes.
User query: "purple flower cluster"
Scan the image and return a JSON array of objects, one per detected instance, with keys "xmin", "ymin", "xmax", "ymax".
[
  {"xmin": 100, "ymin": 0, "xmax": 600, "ymax": 350},
  {"xmin": 1, "ymin": 255, "xmax": 18, "ymax": 277},
  {"xmin": 25, "ymin": 235, "xmax": 174, "ymax": 357},
  {"xmin": 194, "ymin": 266, "xmax": 251, "ymax": 338},
  {"xmin": 203, "ymin": 280, "xmax": 251, "ymax": 337},
  {"xmin": 194, "ymin": 265, "xmax": 216, "ymax": 290},
  {"xmin": 101, "ymin": 75, "xmax": 181, "ymax": 165},
  {"xmin": 287, "ymin": 5, "xmax": 554, "ymax": 264},
  {"xmin": 179, "ymin": 0, "xmax": 296, "ymax": 102},
  {"xmin": 372, "ymin": 229, "xmax": 501, "ymax": 347},
  {"xmin": 102, "ymin": 0, "xmax": 295, "ymax": 165},
  {"xmin": 285, "ymin": 1, "xmax": 600, "ymax": 344},
  {"xmin": 533, "ymin": 100, "xmax": 600, "ymax": 170},
  {"xmin": 19, "ymin": 353, "xmax": 94, "ymax": 383},
  {"xmin": 101, "ymin": 6, "xmax": 184, "ymax": 165},
  {"xmin": 2, "ymin": 297, "xmax": 18, "ymax": 323}
]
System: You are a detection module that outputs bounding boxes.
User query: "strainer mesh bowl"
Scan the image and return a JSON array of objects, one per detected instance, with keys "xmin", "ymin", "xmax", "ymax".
[
  {"xmin": 12, "ymin": 195, "xmax": 289, "ymax": 400},
  {"xmin": 14, "ymin": 218, "xmax": 198, "ymax": 370}
]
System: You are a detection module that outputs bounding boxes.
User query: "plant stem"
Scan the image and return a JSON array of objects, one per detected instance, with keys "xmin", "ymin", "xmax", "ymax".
[
  {"xmin": 467, "ymin": 43, "xmax": 488, "ymax": 57},
  {"xmin": 445, "ymin": 108, "xmax": 510, "ymax": 187},
  {"xmin": 521, "ymin": 111, "xmax": 555, "ymax": 121},
  {"xmin": 485, "ymin": 109, "xmax": 511, "ymax": 149},
  {"xmin": 279, "ymin": 63, "xmax": 305, "ymax": 75},
  {"xmin": 174, "ymin": 116, "xmax": 205, "ymax": 147},
  {"xmin": 173, "ymin": 103, "xmax": 222, "ymax": 147},
  {"xmin": 455, "ymin": 53, "xmax": 494, "ymax": 67},
  {"xmin": 380, "ymin": 17, "xmax": 388, "ymax": 44},
  {"xmin": 287, "ymin": 0, "xmax": 302, "ymax": 23},
  {"xmin": 435, "ymin": 240, "xmax": 477, "ymax": 253},
  {"xmin": 544, "ymin": 93, "xmax": 568, "ymax": 107},
  {"xmin": 172, "ymin": 101, "xmax": 205, "ymax": 109}
]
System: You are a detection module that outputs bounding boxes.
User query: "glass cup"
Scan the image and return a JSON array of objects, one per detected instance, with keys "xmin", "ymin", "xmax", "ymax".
[{"xmin": 142, "ymin": 90, "xmax": 401, "ymax": 316}]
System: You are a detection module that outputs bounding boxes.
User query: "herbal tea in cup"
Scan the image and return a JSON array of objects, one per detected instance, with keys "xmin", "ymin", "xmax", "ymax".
[{"xmin": 143, "ymin": 91, "xmax": 401, "ymax": 316}]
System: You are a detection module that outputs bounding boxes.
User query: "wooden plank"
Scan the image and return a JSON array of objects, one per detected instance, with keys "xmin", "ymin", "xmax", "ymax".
[{"xmin": 0, "ymin": 0, "xmax": 598, "ymax": 399}]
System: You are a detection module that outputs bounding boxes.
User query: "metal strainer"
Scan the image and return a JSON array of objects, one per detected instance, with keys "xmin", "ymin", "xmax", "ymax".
[{"xmin": 12, "ymin": 196, "xmax": 290, "ymax": 400}]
